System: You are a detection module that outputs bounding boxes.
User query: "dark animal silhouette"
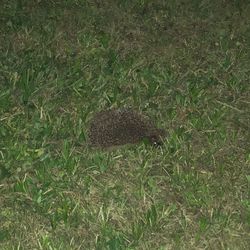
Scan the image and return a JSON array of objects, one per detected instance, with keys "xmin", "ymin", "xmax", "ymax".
[{"xmin": 88, "ymin": 108, "xmax": 166, "ymax": 148}]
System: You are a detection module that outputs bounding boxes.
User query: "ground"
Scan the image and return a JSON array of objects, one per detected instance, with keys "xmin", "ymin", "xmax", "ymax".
[{"xmin": 0, "ymin": 0, "xmax": 250, "ymax": 249}]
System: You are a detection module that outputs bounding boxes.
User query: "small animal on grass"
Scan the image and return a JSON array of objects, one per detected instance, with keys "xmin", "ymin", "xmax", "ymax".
[{"xmin": 87, "ymin": 108, "xmax": 166, "ymax": 148}]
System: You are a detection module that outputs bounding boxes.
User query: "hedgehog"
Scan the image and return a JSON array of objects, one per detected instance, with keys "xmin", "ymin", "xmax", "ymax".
[{"xmin": 87, "ymin": 108, "xmax": 166, "ymax": 148}]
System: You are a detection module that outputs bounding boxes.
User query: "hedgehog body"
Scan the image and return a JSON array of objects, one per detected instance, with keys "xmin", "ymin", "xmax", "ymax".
[{"xmin": 88, "ymin": 108, "xmax": 165, "ymax": 148}]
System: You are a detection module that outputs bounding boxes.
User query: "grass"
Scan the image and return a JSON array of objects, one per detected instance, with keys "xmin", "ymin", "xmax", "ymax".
[{"xmin": 0, "ymin": 0, "xmax": 250, "ymax": 249}]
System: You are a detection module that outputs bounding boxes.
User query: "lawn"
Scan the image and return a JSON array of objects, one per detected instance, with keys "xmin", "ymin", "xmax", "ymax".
[{"xmin": 0, "ymin": 0, "xmax": 250, "ymax": 249}]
